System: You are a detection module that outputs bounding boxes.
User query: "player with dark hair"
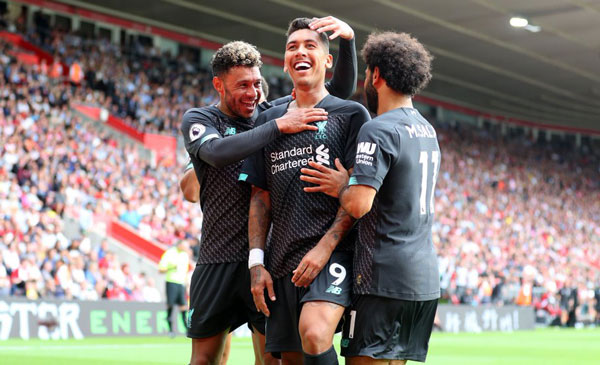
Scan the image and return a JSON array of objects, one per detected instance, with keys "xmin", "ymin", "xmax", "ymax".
[
  {"xmin": 180, "ymin": 16, "xmax": 359, "ymax": 365},
  {"xmin": 241, "ymin": 17, "xmax": 370, "ymax": 365},
  {"xmin": 300, "ymin": 31, "xmax": 439, "ymax": 364}
]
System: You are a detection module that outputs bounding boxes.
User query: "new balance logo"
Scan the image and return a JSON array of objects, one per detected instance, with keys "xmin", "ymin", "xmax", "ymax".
[
  {"xmin": 316, "ymin": 144, "xmax": 330, "ymax": 165},
  {"xmin": 357, "ymin": 142, "xmax": 376, "ymax": 155},
  {"xmin": 325, "ymin": 285, "xmax": 342, "ymax": 295},
  {"xmin": 224, "ymin": 127, "xmax": 236, "ymax": 136}
]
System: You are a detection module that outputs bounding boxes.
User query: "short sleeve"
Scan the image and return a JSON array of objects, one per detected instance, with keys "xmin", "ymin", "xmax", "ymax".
[
  {"xmin": 349, "ymin": 122, "xmax": 397, "ymax": 192},
  {"xmin": 343, "ymin": 104, "xmax": 371, "ymax": 168},
  {"xmin": 180, "ymin": 109, "xmax": 222, "ymax": 160},
  {"xmin": 184, "ymin": 156, "xmax": 194, "ymax": 172}
]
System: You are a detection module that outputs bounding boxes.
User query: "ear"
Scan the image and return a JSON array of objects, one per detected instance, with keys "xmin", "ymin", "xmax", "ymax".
[
  {"xmin": 325, "ymin": 54, "xmax": 334, "ymax": 69},
  {"xmin": 283, "ymin": 64, "xmax": 288, "ymax": 73},
  {"xmin": 371, "ymin": 66, "xmax": 383, "ymax": 88},
  {"xmin": 212, "ymin": 76, "xmax": 224, "ymax": 95}
]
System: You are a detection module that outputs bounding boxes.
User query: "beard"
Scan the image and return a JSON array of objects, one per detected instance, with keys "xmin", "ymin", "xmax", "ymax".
[
  {"xmin": 223, "ymin": 89, "xmax": 254, "ymax": 119},
  {"xmin": 365, "ymin": 76, "xmax": 378, "ymax": 115}
]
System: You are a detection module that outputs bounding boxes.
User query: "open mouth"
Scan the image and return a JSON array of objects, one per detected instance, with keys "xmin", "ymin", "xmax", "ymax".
[
  {"xmin": 294, "ymin": 61, "xmax": 312, "ymax": 71},
  {"xmin": 241, "ymin": 101, "xmax": 256, "ymax": 110}
]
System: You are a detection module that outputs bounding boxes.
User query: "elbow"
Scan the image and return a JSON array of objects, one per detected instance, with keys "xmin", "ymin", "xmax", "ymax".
[
  {"xmin": 344, "ymin": 199, "xmax": 372, "ymax": 220},
  {"xmin": 182, "ymin": 188, "xmax": 199, "ymax": 203}
]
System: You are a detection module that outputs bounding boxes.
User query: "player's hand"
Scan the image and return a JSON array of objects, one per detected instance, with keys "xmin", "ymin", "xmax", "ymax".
[
  {"xmin": 250, "ymin": 265, "xmax": 276, "ymax": 317},
  {"xmin": 292, "ymin": 243, "xmax": 333, "ymax": 287},
  {"xmin": 300, "ymin": 158, "xmax": 350, "ymax": 198},
  {"xmin": 275, "ymin": 108, "xmax": 326, "ymax": 134},
  {"xmin": 309, "ymin": 16, "xmax": 354, "ymax": 40}
]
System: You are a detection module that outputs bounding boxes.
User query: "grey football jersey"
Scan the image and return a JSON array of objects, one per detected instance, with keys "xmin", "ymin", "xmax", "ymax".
[{"xmin": 349, "ymin": 107, "xmax": 441, "ymax": 301}]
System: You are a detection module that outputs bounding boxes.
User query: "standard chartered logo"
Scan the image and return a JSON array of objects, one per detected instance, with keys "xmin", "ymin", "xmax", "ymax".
[
  {"xmin": 316, "ymin": 144, "xmax": 330, "ymax": 165},
  {"xmin": 270, "ymin": 144, "xmax": 330, "ymax": 174},
  {"xmin": 271, "ymin": 145, "xmax": 314, "ymax": 174}
]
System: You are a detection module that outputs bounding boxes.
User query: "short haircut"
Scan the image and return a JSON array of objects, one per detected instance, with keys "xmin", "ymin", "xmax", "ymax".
[
  {"xmin": 211, "ymin": 41, "xmax": 262, "ymax": 77},
  {"xmin": 286, "ymin": 17, "xmax": 329, "ymax": 52},
  {"xmin": 361, "ymin": 32, "xmax": 433, "ymax": 96}
]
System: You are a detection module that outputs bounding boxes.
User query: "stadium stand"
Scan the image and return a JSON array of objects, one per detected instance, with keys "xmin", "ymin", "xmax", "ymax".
[{"xmin": 0, "ymin": 12, "xmax": 599, "ymax": 328}]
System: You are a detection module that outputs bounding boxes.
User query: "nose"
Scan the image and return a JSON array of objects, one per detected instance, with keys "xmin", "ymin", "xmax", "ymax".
[
  {"xmin": 294, "ymin": 44, "xmax": 308, "ymax": 57},
  {"xmin": 246, "ymin": 85, "xmax": 258, "ymax": 100}
]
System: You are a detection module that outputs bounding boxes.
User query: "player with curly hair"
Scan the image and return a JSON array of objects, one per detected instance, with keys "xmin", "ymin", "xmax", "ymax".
[{"xmin": 300, "ymin": 31, "xmax": 440, "ymax": 364}]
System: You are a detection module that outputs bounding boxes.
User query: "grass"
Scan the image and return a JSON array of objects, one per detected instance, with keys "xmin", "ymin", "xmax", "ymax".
[{"xmin": 1, "ymin": 328, "xmax": 599, "ymax": 364}]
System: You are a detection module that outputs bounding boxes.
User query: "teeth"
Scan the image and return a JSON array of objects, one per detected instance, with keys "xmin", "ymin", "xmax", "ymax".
[{"xmin": 295, "ymin": 62, "xmax": 311, "ymax": 70}]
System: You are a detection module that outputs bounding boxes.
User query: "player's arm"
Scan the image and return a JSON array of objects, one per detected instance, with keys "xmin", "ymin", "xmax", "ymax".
[
  {"xmin": 310, "ymin": 16, "xmax": 357, "ymax": 99},
  {"xmin": 180, "ymin": 160, "xmax": 200, "ymax": 203},
  {"xmin": 301, "ymin": 121, "xmax": 394, "ymax": 219},
  {"xmin": 291, "ymin": 203, "xmax": 355, "ymax": 287},
  {"xmin": 181, "ymin": 109, "xmax": 323, "ymax": 168},
  {"xmin": 248, "ymin": 186, "xmax": 276, "ymax": 316},
  {"xmin": 302, "ymin": 159, "xmax": 377, "ymax": 219}
]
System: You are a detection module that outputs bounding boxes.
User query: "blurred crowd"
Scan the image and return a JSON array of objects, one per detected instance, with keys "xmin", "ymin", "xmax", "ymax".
[
  {"xmin": 1, "ymin": 12, "xmax": 599, "ymax": 328},
  {"xmin": 433, "ymin": 121, "xmax": 600, "ymax": 326},
  {"xmin": 0, "ymin": 34, "xmax": 202, "ymax": 301},
  {"xmin": 3, "ymin": 10, "xmax": 290, "ymax": 135}
]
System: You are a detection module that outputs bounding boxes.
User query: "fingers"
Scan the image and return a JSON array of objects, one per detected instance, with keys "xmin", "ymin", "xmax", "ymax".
[
  {"xmin": 309, "ymin": 17, "xmax": 336, "ymax": 32},
  {"xmin": 303, "ymin": 186, "xmax": 325, "ymax": 193},
  {"xmin": 292, "ymin": 261, "xmax": 314, "ymax": 287},
  {"xmin": 302, "ymin": 108, "xmax": 328, "ymax": 117},
  {"xmin": 300, "ymin": 175, "xmax": 324, "ymax": 185},
  {"xmin": 291, "ymin": 262, "xmax": 306, "ymax": 283},
  {"xmin": 295, "ymin": 268, "xmax": 314, "ymax": 287},
  {"xmin": 258, "ymin": 296, "xmax": 270, "ymax": 317},
  {"xmin": 313, "ymin": 23, "xmax": 339, "ymax": 34},
  {"xmin": 307, "ymin": 160, "xmax": 333, "ymax": 173},
  {"xmin": 329, "ymin": 28, "xmax": 343, "ymax": 40},
  {"xmin": 266, "ymin": 278, "xmax": 276, "ymax": 301},
  {"xmin": 300, "ymin": 167, "xmax": 326, "ymax": 178},
  {"xmin": 253, "ymin": 293, "xmax": 268, "ymax": 316},
  {"xmin": 300, "ymin": 114, "xmax": 329, "ymax": 124},
  {"xmin": 334, "ymin": 158, "xmax": 347, "ymax": 173},
  {"xmin": 301, "ymin": 124, "xmax": 319, "ymax": 131}
]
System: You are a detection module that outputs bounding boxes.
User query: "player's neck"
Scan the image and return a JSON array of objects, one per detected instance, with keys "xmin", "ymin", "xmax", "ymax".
[
  {"xmin": 293, "ymin": 83, "xmax": 329, "ymax": 108},
  {"xmin": 216, "ymin": 102, "xmax": 234, "ymax": 118},
  {"xmin": 377, "ymin": 89, "xmax": 413, "ymax": 115}
]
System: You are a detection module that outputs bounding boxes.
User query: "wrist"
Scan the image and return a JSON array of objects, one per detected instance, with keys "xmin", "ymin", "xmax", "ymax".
[
  {"xmin": 248, "ymin": 248, "xmax": 265, "ymax": 269},
  {"xmin": 274, "ymin": 118, "xmax": 284, "ymax": 133}
]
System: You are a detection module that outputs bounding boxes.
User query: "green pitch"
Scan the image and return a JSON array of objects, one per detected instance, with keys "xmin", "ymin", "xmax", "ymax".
[{"xmin": 1, "ymin": 328, "xmax": 599, "ymax": 364}]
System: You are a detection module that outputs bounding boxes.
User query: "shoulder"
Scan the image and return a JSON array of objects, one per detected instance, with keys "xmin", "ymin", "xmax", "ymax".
[
  {"xmin": 269, "ymin": 95, "xmax": 293, "ymax": 107},
  {"xmin": 358, "ymin": 117, "xmax": 397, "ymax": 141},
  {"xmin": 325, "ymin": 97, "xmax": 371, "ymax": 124},
  {"xmin": 324, "ymin": 96, "xmax": 366, "ymax": 113},
  {"xmin": 182, "ymin": 106, "xmax": 220, "ymax": 127},
  {"xmin": 256, "ymin": 103, "xmax": 288, "ymax": 126}
]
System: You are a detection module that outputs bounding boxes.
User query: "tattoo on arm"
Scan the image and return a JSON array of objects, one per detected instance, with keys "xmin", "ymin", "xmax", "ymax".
[
  {"xmin": 325, "ymin": 207, "xmax": 356, "ymax": 245},
  {"xmin": 248, "ymin": 187, "xmax": 272, "ymax": 250},
  {"xmin": 338, "ymin": 183, "xmax": 350, "ymax": 201}
]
